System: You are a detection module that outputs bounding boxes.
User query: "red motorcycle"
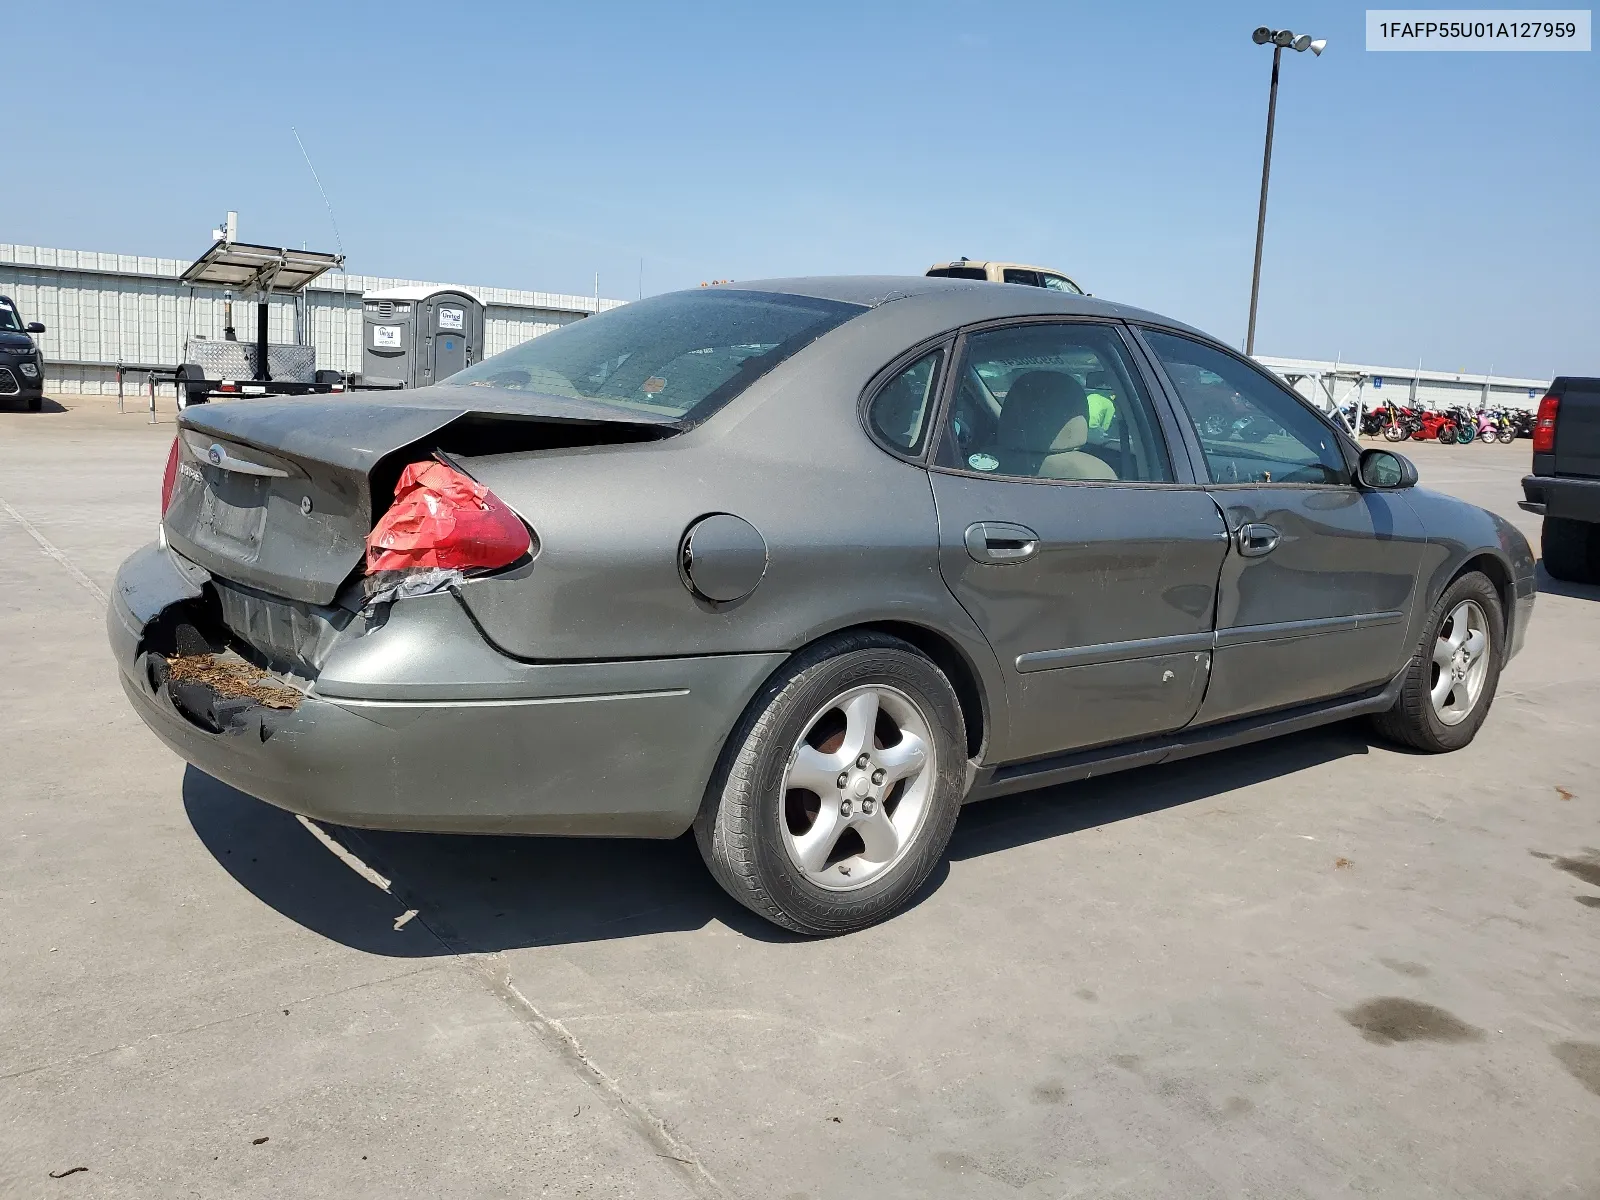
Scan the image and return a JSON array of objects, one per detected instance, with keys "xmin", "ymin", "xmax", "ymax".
[{"xmin": 1411, "ymin": 409, "xmax": 1463, "ymax": 443}]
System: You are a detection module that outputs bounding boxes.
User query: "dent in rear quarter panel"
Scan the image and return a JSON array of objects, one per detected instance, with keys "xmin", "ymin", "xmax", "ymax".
[
  {"xmin": 451, "ymin": 299, "xmax": 1014, "ymax": 759},
  {"xmin": 1403, "ymin": 486, "xmax": 1536, "ymax": 659}
]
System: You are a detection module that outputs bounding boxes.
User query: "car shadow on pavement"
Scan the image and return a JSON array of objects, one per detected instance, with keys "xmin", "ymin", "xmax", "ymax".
[
  {"xmin": 1535, "ymin": 561, "xmax": 1600, "ymax": 601},
  {"xmin": 185, "ymin": 723, "xmax": 1373, "ymax": 954},
  {"xmin": 182, "ymin": 766, "xmax": 798, "ymax": 955},
  {"xmin": 0, "ymin": 397, "xmax": 67, "ymax": 414}
]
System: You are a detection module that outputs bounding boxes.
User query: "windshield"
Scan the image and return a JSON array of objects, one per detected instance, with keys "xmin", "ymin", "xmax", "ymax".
[
  {"xmin": 448, "ymin": 289, "xmax": 865, "ymax": 423},
  {"xmin": 0, "ymin": 306, "xmax": 22, "ymax": 333}
]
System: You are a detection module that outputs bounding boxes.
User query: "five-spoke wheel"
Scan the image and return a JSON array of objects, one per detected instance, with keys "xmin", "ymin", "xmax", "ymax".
[
  {"xmin": 1372, "ymin": 571, "xmax": 1503, "ymax": 753},
  {"xmin": 696, "ymin": 632, "xmax": 965, "ymax": 935},
  {"xmin": 781, "ymin": 685, "xmax": 935, "ymax": 890},
  {"xmin": 1429, "ymin": 599, "xmax": 1490, "ymax": 726}
]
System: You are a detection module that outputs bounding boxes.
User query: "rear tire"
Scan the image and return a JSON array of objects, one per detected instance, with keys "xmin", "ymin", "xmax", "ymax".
[
  {"xmin": 1542, "ymin": 517, "xmax": 1600, "ymax": 584},
  {"xmin": 1370, "ymin": 571, "xmax": 1503, "ymax": 753},
  {"xmin": 695, "ymin": 632, "xmax": 967, "ymax": 936}
]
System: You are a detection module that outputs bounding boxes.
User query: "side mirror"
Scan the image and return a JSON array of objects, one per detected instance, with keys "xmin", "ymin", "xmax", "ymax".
[
  {"xmin": 25, "ymin": 322, "xmax": 44, "ymax": 333},
  {"xmin": 1358, "ymin": 447, "xmax": 1417, "ymax": 490}
]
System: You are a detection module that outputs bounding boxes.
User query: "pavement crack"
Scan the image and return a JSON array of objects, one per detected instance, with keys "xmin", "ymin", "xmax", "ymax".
[
  {"xmin": 0, "ymin": 494, "xmax": 109, "ymax": 606},
  {"xmin": 472, "ymin": 962, "xmax": 725, "ymax": 1199},
  {"xmin": 333, "ymin": 827, "xmax": 725, "ymax": 1198}
]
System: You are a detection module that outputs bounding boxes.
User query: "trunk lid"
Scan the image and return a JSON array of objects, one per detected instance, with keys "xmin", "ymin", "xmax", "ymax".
[{"xmin": 164, "ymin": 383, "xmax": 678, "ymax": 605}]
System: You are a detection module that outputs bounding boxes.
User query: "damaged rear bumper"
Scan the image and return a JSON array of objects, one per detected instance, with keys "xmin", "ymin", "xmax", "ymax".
[{"xmin": 109, "ymin": 543, "xmax": 784, "ymax": 837}]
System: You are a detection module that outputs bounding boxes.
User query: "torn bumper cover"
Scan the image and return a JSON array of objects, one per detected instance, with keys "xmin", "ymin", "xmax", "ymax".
[{"xmin": 108, "ymin": 542, "xmax": 785, "ymax": 837}]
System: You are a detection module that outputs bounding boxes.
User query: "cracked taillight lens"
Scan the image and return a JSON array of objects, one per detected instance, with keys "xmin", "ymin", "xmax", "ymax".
[{"xmin": 364, "ymin": 460, "xmax": 531, "ymax": 575}]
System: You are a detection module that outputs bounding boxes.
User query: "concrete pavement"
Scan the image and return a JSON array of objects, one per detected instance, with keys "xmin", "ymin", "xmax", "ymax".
[{"xmin": 2, "ymin": 402, "xmax": 1597, "ymax": 1197}]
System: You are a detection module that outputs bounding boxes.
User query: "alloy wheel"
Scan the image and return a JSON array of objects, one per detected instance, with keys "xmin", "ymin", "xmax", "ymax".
[
  {"xmin": 1430, "ymin": 599, "xmax": 1491, "ymax": 726},
  {"xmin": 780, "ymin": 684, "xmax": 936, "ymax": 891}
]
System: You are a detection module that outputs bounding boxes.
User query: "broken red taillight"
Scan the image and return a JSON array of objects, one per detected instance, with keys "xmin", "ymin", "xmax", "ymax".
[
  {"xmin": 160, "ymin": 437, "xmax": 181, "ymax": 513},
  {"xmin": 364, "ymin": 460, "xmax": 531, "ymax": 575}
]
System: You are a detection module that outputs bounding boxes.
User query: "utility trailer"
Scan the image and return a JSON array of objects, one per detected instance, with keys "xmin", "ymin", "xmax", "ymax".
[{"xmin": 174, "ymin": 232, "xmax": 346, "ymax": 408}]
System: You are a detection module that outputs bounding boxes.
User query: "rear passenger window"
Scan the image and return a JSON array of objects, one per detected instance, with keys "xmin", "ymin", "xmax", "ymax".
[
  {"xmin": 867, "ymin": 349, "xmax": 943, "ymax": 454},
  {"xmin": 1002, "ymin": 269, "xmax": 1043, "ymax": 287},
  {"xmin": 934, "ymin": 323, "xmax": 1174, "ymax": 483}
]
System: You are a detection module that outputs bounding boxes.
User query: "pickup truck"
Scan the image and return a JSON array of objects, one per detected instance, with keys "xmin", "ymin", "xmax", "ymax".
[{"xmin": 1521, "ymin": 376, "xmax": 1600, "ymax": 583}]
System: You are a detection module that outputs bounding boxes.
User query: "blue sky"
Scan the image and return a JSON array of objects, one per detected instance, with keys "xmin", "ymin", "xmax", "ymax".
[{"xmin": 6, "ymin": 1, "xmax": 1595, "ymax": 377}]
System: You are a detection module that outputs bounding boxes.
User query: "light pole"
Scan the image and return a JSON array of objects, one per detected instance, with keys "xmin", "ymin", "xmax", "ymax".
[{"xmin": 1245, "ymin": 26, "xmax": 1325, "ymax": 357}]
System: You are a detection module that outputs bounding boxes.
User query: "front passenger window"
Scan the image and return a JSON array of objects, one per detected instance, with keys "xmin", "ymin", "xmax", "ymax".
[
  {"xmin": 1143, "ymin": 330, "xmax": 1348, "ymax": 486},
  {"xmin": 1040, "ymin": 273, "xmax": 1084, "ymax": 295}
]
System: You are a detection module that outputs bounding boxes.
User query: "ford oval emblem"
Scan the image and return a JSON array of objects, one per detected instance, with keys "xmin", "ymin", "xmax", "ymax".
[{"xmin": 208, "ymin": 444, "xmax": 224, "ymax": 466}]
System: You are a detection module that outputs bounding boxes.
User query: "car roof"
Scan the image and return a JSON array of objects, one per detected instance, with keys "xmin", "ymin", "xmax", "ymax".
[
  {"xmin": 719, "ymin": 275, "xmax": 1211, "ymax": 341},
  {"xmin": 926, "ymin": 260, "xmax": 1062, "ymax": 273}
]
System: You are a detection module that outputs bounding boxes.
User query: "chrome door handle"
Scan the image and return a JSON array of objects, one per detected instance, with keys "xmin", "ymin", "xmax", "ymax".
[
  {"xmin": 1235, "ymin": 522, "xmax": 1280, "ymax": 557},
  {"xmin": 964, "ymin": 521, "xmax": 1040, "ymax": 564}
]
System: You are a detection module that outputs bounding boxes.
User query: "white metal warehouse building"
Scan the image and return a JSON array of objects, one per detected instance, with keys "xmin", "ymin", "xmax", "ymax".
[
  {"xmin": 1258, "ymin": 355, "xmax": 1549, "ymax": 418},
  {"xmin": 0, "ymin": 243, "xmax": 627, "ymax": 397}
]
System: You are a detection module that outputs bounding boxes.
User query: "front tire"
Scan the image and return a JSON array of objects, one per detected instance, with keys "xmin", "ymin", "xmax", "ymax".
[
  {"xmin": 1382, "ymin": 423, "xmax": 1404, "ymax": 442},
  {"xmin": 695, "ymin": 632, "xmax": 967, "ymax": 935},
  {"xmin": 1370, "ymin": 572, "xmax": 1503, "ymax": 753},
  {"xmin": 1542, "ymin": 517, "xmax": 1600, "ymax": 584}
]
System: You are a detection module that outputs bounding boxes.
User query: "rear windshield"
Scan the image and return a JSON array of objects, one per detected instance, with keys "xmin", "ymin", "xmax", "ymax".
[
  {"xmin": 927, "ymin": 267, "xmax": 987, "ymax": 281},
  {"xmin": 448, "ymin": 289, "xmax": 864, "ymax": 422}
]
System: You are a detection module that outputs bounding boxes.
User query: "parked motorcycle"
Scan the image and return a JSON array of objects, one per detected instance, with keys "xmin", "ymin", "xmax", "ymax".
[
  {"xmin": 1411, "ymin": 409, "xmax": 1463, "ymax": 444},
  {"xmin": 1346, "ymin": 404, "xmax": 1389, "ymax": 437},
  {"xmin": 1477, "ymin": 409, "xmax": 1519, "ymax": 445},
  {"xmin": 1381, "ymin": 404, "xmax": 1421, "ymax": 442}
]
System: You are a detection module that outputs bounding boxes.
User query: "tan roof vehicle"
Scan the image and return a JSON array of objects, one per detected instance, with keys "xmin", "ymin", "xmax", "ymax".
[{"xmin": 925, "ymin": 258, "xmax": 1087, "ymax": 295}]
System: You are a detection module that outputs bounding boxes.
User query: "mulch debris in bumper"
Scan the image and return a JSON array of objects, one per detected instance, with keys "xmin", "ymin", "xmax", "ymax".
[{"xmin": 165, "ymin": 654, "xmax": 304, "ymax": 710}]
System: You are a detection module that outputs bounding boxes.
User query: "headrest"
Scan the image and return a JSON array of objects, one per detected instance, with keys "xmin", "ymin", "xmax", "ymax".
[{"xmin": 997, "ymin": 371, "xmax": 1090, "ymax": 454}]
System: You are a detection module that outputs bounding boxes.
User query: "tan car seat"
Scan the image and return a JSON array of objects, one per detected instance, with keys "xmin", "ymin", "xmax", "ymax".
[{"xmin": 995, "ymin": 371, "xmax": 1118, "ymax": 480}]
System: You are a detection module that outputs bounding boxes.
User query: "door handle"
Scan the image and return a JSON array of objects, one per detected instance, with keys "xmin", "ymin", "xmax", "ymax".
[
  {"xmin": 964, "ymin": 522, "xmax": 1039, "ymax": 564},
  {"xmin": 1235, "ymin": 522, "xmax": 1280, "ymax": 557}
]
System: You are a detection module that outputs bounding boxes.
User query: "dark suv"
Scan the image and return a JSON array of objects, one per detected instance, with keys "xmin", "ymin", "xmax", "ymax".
[
  {"xmin": 1521, "ymin": 376, "xmax": 1600, "ymax": 583},
  {"xmin": 0, "ymin": 296, "xmax": 46, "ymax": 411}
]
